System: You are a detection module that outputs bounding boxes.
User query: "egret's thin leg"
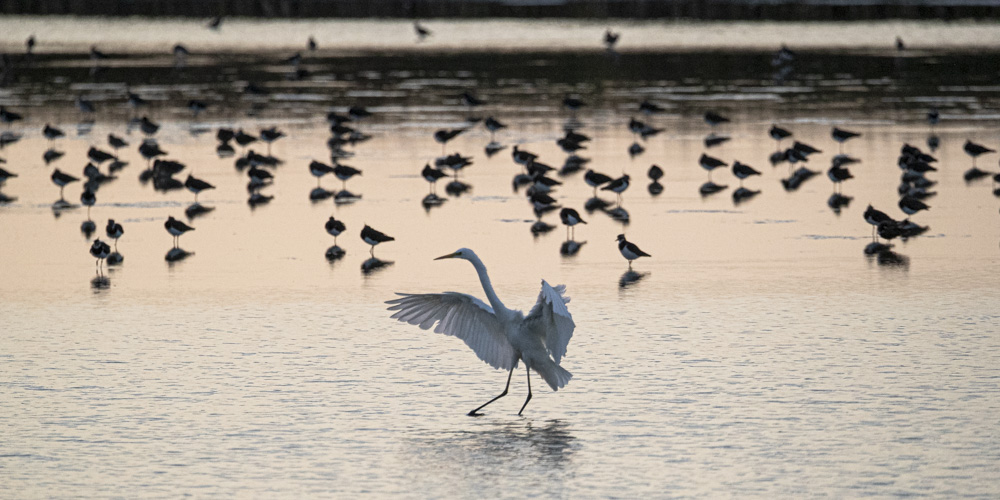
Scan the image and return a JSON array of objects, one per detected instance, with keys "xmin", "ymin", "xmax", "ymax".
[
  {"xmin": 468, "ymin": 367, "xmax": 513, "ymax": 417},
  {"xmin": 518, "ymin": 367, "xmax": 533, "ymax": 416}
]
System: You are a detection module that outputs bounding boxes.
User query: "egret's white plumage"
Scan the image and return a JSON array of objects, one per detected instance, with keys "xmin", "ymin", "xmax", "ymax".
[{"xmin": 386, "ymin": 248, "xmax": 574, "ymax": 416}]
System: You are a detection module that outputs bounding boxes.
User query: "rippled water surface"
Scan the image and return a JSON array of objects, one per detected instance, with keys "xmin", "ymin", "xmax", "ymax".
[{"xmin": 2, "ymin": 18, "xmax": 1000, "ymax": 499}]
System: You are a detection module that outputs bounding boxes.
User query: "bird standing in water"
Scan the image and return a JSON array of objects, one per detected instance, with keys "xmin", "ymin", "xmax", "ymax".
[
  {"xmin": 387, "ymin": 248, "xmax": 574, "ymax": 416},
  {"xmin": 616, "ymin": 234, "xmax": 650, "ymax": 269},
  {"xmin": 361, "ymin": 225, "xmax": 394, "ymax": 258}
]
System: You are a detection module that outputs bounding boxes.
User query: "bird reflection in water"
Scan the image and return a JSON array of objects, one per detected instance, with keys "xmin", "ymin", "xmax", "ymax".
[
  {"xmin": 605, "ymin": 205, "xmax": 629, "ymax": 224},
  {"xmin": 80, "ymin": 219, "xmax": 96, "ymax": 238},
  {"xmin": 90, "ymin": 275, "xmax": 110, "ymax": 290},
  {"xmin": 309, "ymin": 187, "xmax": 335, "ymax": 202},
  {"xmin": 411, "ymin": 420, "xmax": 576, "ymax": 480},
  {"xmin": 361, "ymin": 257, "xmax": 393, "ymax": 274},
  {"xmin": 445, "ymin": 180, "xmax": 472, "ymax": 197},
  {"xmin": 875, "ymin": 249, "xmax": 909, "ymax": 269},
  {"xmin": 732, "ymin": 187, "xmax": 760, "ymax": 205},
  {"xmin": 864, "ymin": 242, "xmax": 909, "ymax": 269},
  {"xmin": 584, "ymin": 196, "xmax": 612, "ymax": 213},
  {"xmin": 827, "ymin": 193, "xmax": 853, "ymax": 214},
  {"xmin": 465, "ymin": 419, "xmax": 576, "ymax": 463},
  {"xmin": 619, "ymin": 269, "xmax": 649, "ymax": 288},
  {"xmin": 560, "ymin": 240, "xmax": 585, "ymax": 256},
  {"xmin": 165, "ymin": 247, "xmax": 193, "ymax": 263},
  {"xmin": 185, "ymin": 203, "xmax": 215, "ymax": 220}
]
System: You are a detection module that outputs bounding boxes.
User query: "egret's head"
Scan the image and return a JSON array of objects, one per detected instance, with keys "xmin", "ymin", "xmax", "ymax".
[{"xmin": 435, "ymin": 248, "xmax": 474, "ymax": 261}]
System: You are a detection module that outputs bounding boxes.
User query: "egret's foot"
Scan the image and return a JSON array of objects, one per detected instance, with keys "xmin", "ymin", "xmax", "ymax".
[{"xmin": 467, "ymin": 410, "xmax": 484, "ymax": 417}]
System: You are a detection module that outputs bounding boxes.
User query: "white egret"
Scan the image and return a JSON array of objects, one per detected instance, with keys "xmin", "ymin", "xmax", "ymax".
[{"xmin": 386, "ymin": 248, "xmax": 574, "ymax": 416}]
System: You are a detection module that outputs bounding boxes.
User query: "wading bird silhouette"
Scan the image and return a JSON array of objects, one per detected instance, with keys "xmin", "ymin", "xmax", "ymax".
[{"xmin": 386, "ymin": 248, "xmax": 574, "ymax": 416}]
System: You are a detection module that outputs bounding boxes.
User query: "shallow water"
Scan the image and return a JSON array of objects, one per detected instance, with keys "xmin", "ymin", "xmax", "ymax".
[{"xmin": 2, "ymin": 18, "xmax": 1000, "ymax": 499}]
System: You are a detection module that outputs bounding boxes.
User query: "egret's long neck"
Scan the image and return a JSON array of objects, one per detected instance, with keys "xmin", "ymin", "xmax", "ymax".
[{"xmin": 468, "ymin": 254, "xmax": 506, "ymax": 313}]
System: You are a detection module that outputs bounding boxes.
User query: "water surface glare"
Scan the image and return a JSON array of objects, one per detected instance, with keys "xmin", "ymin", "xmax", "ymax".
[{"xmin": 1, "ymin": 19, "xmax": 1000, "ymax": 499}]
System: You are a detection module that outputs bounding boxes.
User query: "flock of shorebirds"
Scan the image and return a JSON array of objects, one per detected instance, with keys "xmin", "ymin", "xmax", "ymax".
[{"xmin": 1, "ymin": 25, "xmax": 999, "ymax": 284}]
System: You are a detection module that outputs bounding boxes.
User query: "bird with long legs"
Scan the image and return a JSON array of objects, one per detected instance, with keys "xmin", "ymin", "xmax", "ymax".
[
  {"xmin": 421, "ymin": 163, "xmax": 448, "ymax": 196},
  {"xmin": 361, "ymin": 225, "xmax": 394, "ymax": 258},
  {"xmin": 832, "ymin": 127, "xmax": 861, "ymax": 153},
  {"xmin": 165, "ymin": 216, "xmax": 194, "ymax": 248},
  {"xmin": 963, "ymin": 140, "xmax": 995, "ymax": 167},
  {"xmin": 51, "ymin": 169, "xmax": 78, "ymax": 200},
  {"xmin": 616, "ymin": 234, "xmax": 650, "ymax": 270},
  {"xmin": 559, "ymin": 208, "xmax": 586, "ymax": 241},
  {"xmin": 184, "ymin": 174, "xmax": 215, "ymax": 203},
  {"xmin": 386, "ymin": 248, "xmax": 573, "ymax": 416},
  {"xmin": 90, "ymin": 239, "xmax": 111, "ymax": 275},
  {"xmin": 106, "ymin": 219, "xmax": 124, "ymax": 252}
]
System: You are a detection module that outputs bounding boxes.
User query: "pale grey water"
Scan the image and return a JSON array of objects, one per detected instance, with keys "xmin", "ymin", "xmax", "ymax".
[{"xmin": 2, "ymin": 17, "xmax": 1000, "ymax": 499}]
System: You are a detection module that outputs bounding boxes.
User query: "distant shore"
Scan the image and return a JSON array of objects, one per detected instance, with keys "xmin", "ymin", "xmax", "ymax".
[{"xmin": 1, "ymin": 0, "xmax": 999, "ymax": 21}]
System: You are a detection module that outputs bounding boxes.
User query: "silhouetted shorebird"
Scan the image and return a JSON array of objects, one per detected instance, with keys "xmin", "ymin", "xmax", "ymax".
[
  {"xmin": 325, "ymin": 216, "xmax": 346, "ymax": 245},
  {"xmin": 898, "ymin": 195, "xmax": 930, "ymax": 215},
  {"xmin": 43, "ymin": 124, "xmax": 64, "ymax": 143},
  {"xmin": 90, "ymin": 239, "xmax": 111, "ymax": 274},
  {"xmin": 927, "ymin": 109, "xmax": 940, "ymax": 127},
  {"xmin": 51, "ymin": 169, "xmax": 79, "ymax": 199},
  {"xmin": 616, "ymin": 234, "xmax": 650, "ymax": 270},
  {"xmin": 87, "ymin": 146, "xmax": 115, "ymax": 164},
  {"xmin": 832, "ymin": 127, "xmax": 861, "ymax": 153},
  {"xmin": 184, "ymin": 174, "xmax": 215, "ymax": 203},
  {"xmin": 792, "ymin": 141, "xmax": 822, "ymax": 156},
  {"xmin": 704, "ymin": 111, "xmax": 729, "ymax": 127},
  {"xmin": 827, "ymin": 164, "xmax": 854, "ymax": 193},
  {"xmin": 563, "ymin": 96, "xmax": 585, "ymax": 113},
  {"xmin": 105, "ymin": 219, "xmax": 124, "ymax": 251},
  {"xmin": 963, "ymin": 140, "xmax": 995, "ymax": 167},
  {"xmin": 584, "ymin": 169, "xmax": 613, "ymax": 196},
  {"xmin": 0, "ymin": 166, "xmax": 17, "ymax": 184},
  {"xmin": 0, "ymin": 106, "xmax": 23, "ymax": 126},
  {"xmin": 414, "ymin": 21, "xmax": 431, "ymax": 40},
  {"xmin": 484, "ymin": 116, "xmax": 507, "ymax": 141},
  {"xmin": 139, "ymin": 141, "xmax": 167, "ymax": 165},
  {"xmin": 80, "ymin": 188, "xmax": 96, "ymax": 218},
  {"xmin": 208, "ymin": 16, "xmax": 222, "ymax": 30},
  {"xmin": 460, "ymin": 91, "xmax": 485, "ymax": 108},
  {"xmin": 260, "ymin": 127, "xmax": 284, "ymax": 154},
  {"xmin": 604, "ymin": 29, "xmax": 620, "ymax": 50},
  {"xmin": 108, "ymin": 134, "xmax": 128, "ymax": 152},
  {"xmin": 769, "ymin": 124, "xmax": 792, "ymax": 149},
  {"xmin": 639, "ymin": 100, "xmax": 665, "ymax": 115},
  {"xmin": 361, "ymin": 225, "xmax": 394, "ymax": 258},
  {"xmin": 309, "ymin": 160, "xmax": 335, "ymax": 188},
  {"xmin": 234, "ymin": 129, "xmax": 257, "ymax": 148},
  {"xmin": 434, "ymin": 128, "xmax": 465, "ymax": 154},
  {"xmin": 648, "ymin": 164, "xmax": 664, "ymax": 182},
  {"xmin": 512, "ymin": 146, "xmax": 538, "ymax": 168},
  {"xmin": 601, "ymin": 174, "xmax": 630, "ymax": 206},
  {"xmin": 699, "ymin": 153, "xmax": 728, "ymax": 182},
  {"xmin": 164, "ymin": 216, "xmax": 194, "ymax": 248},
  {"xmin": 333, "ymin": 164, "xmax": 362, "ymax": 190},
  {"xmin": 188, "ymin": 100, "xmax": 207, "ymax": 117},
  {"xmin": 421, "ymin": 163, "xmax": 449, "ymax": 195},
  {"xmin": 732, "ymin": 161, "xmax": 761, "ymax": 188},
  {"xmin": 559, "ymin": 208, "xmax": 586, "ymax": 240}
]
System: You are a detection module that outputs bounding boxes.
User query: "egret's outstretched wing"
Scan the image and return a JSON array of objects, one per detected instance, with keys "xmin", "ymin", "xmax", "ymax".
[
  {"xmin": 386, "ymin": 292, "xmax": 517, "ymax": 370},
  {"xmin": 524, "ymin": 280, "xmax": 574, "ymax": 364}
]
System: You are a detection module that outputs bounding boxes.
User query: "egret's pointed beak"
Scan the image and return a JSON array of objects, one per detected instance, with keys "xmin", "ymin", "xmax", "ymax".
[{"xmin": 434, "ymin": 252, "xmax": 459, "ymax": 260}]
